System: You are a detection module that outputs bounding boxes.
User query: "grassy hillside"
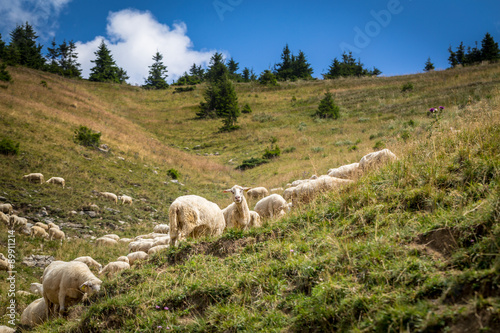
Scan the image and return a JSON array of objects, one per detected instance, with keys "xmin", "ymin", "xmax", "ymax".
[{"xmin": 0, "ymin": 62, "xmax": 499, "ymax": 332}]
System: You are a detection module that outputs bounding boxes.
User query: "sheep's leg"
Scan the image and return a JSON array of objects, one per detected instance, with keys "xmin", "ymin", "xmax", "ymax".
[{"xmin": 58, "ymin": 291, "xmax": 66, "ymax": 316}]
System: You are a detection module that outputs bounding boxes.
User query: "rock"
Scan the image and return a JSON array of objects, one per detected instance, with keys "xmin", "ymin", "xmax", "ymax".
[
  {"xmin": 22, "ymin": 255, "xmax": 55, "ymax": 268},
  {"xmin": 170, "ymin": 179, "xmax": 185, "ymax": 186},
  {"xmin": 84, "ymin": 211, "xmax": 98, "ymax": 218}
]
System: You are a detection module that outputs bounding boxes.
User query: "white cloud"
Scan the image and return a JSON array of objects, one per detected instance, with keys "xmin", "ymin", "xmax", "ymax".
[
  {"xmin": 76, "ymin": 9, "xmax": 219, "ymax": 85},
  {"xmin": 0, "ymin": 0, "xmax": 72, "ymax": 38}
]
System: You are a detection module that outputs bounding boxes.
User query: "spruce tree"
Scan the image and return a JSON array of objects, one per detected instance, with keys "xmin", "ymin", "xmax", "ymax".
[
  {"xmin": 274, "ymin": 44, "xmax": 294, "ymax": 81},
  {"xmin": 315, "ymin": 92, "xmax": 340, "ymax": 119},
  {"xmin": 89, "ymin": 40, "xmax": 127, "ymax": 83},
  {"xmin": 292, "ymin": 50, "xmax": 314, "ymax": 80},
  {"xmin": 205, "ymin": 52, "xmax": 227, "ymax": 83},
  {"xmin": 143, "ymin": 51, "xmax": 169, "ymax": 89},
  {"xmin": 61, "ymin": 41, "xmax": 82, "ymax": 78},
  {"xmin": 0, "ymin": 63, "xmax": 12, "ymax": 82},
  {"xmin": 46, "ymin": 38, "xmax": 61, "ymax": 74},
  {"xmin": 0, "ymin": 34, "xmax": 6, "ymax": 59},
  {"xmin": 217, "ymin": 74, "xmax": 240, "ymax": 132},
  {"xmin": 5, "ymin": 22, "xmax": 45, "ymax": 69},
  {"xmin": 323, "ymin": 52, "xmax": 377, "ymax": 79},
  {"xmin": 424, "ymin": 57, "xmax": 435, "ymax": 72},
  {"xmin": 448, "ymin": 46, "xmax": 458, "ymax": 67},
  {"xmin": 481, "ymin": 32, "xmax": 500, "ymax": 62}
]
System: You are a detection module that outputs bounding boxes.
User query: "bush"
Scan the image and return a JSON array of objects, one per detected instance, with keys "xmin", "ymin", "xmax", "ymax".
[
  {"xmin": 315, "ymin": 92, "xmax": 340, "ymax": 119},
  {"xmin": 173, "ymin": 86, "xmax": 195, "ymax": 93},
  {"xmin": 74, "ymin": 126, "xmax": 101, "ymax": 148},
  {"xmin": 0, "ymin": 63, "xmax": 12, "ymax": 82},
  {"xmin": 0, "ymin": 137, "xmax": 20, "ymax": 155},
  {"xmin": 236, "ymin": 157, "xmax": 269, "ymax": 170},
  {"xmin": 259, "ymin": 70, "xmax": 278, "ymax": 86},
  {"xmin": 167, "ymin": 168, "xmax": 180, "ymax": 180},
  {"xmin": 401, "ymin": 82, "xmax": 414, "ymax": 93},
  {"xmin": 263, "ymin": 145, "xmax": 281, "ymax": 159},
  {"xmin": 241, "ymin": 103, "xmax": 252, "ymax": 114}
]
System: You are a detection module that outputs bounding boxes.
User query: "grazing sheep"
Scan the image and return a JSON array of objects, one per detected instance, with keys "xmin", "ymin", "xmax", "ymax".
[
  {"xmin": 42, "ymin": 261, "xmax": 102, "ymax": 316},
  {"xmin": 134, "ymin": 232, "xmax": 165, "ymax": 241},
  {"xmin": 48, "ymin": 228, "xmax": 65, "ymax": 241},
  {"xmin": 116, "ymin": 256, "xmax": 129, "ymax": 264},
  {"xmin": 0, "ymin": 203, "xmax": 13, "ymax": 214},
  {"xmin": 291, "ymin": 175, "xmax": 353, "ymax": 205},
  {"xmin": 169, "ymin": 195, "xmax": 225, "ymax": 246},
  {"xmin": 222, "ymin": 185, "xmax": 252, "ymax": 230},
  {"xmin": 359, "ymin": 149, "xmax": 397, "ymax": 172},
  {"xmin": 248, "ymin": 211, "xmax": 262, "ymax": 228},
  {"xmin": 119, "ymin": 238, "xmax": 133, "ymax": 243},
  {"xmin": 0, "ymin": 325, "xmax": 16, "ymax": 333},
  {"xmin": 0, "ymin": 253, "xmax": 10, "ymax": 272},
  {"xmin": 23, "ymin": 173, "xmax": 44, "ymax": 184},
  {"xmin": 126, "ymin": 251, "xmax": 149, "ymax": 265},
  {"xmin": 47, "ymin": 222, "xmax": 59, "ymax": 230},
  {"xmin": 0, "ymin": 211, "xmax": 9, "ymax": 225},
  {"xmin": 72, "ymin": 256, "xmax": 102, "ymax": 271},
  {"xmin": 102, "ymin": 234, "xmax": 120, "ymax": 241},
  {"xmin": 21, "ymin": 298, "xmax": 48, "ymax": 327},
  {"xmin": 9, "ymin": 215, "xmax": 27, "ymax": 229},
  {"xmin": 98, "ymin": 192, "xmax": 118, "ymax": 203},
  {"xmin": 99, "ymin": 261, "xmax": 130, "ymax": 278},
  {"xmin": 128, "ymin": 239, "xmax": 154, "ymax": 253},
  {"xmin": 95, "ymin": 237, "xmax": 118, "ymax": 247},
  {"xmin": 118, "ymin": 195, "xmax": 133, "ymax": 205},
  {"xmin": 270, "ymin": 187, "xmax": 284, "ymax": 193},
  {"xmin": 153, "ymin": 236, "xmax": 170, "ymax": 247},
  {"xmin": 31, "ymin": 226, "xmax": 49, "ymax": 239},
  {"xmin": 246, "ymin": 187, "xmax": 269, "ymax": 201},
  {"xmin": 148, "ymin": 245, "xmax": 170, "ymax": 255},
  {"xmin": 46, "ymin": 177, "xmax": 65, "ymax": 188},
  {"xmin": 254, "ymin": 194, "xmax": 288, "ymax": 220},
  {"xmin": 282, "ymin": 187, "xmax": 295, "ymax": 201},
  {"xmin": 30, "ymin": 283, "xmax": 44, "ymax": 295},
  {"xmin": 327, "ymin": 162, "xmax": 361, "ymax": 179},
  {"xmin": 153, "ymin": 224, "xmax": 170, "ymax": 234},
  {"xmin": 35, "ymin": 222, "xmax": 49, "ymax": 230}
]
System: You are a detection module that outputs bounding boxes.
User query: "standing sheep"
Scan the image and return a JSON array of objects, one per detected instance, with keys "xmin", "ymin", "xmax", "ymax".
[
  {"xmin": 127, "ymin": 251, "xmax": 149, "ymax": 265},
  {"xmin": 9, "ymin": 215, "xmax": 27, "ymax": 230},
  {"xmin": 98, "ymin": 192, "xmax": 118, "ymax": 203},
  {"xmin": 248, "ymin": 211, "xmax": 262, "ymax": 228},
  {"xmin": 222, "ymin": 185, "xmax": 252, "ymax": 230},
  {"xmin": 35, "ymin": 222, "xmax": 49, "ymax": 231},
  {"xmin": 95, "ymin": 237, "xmax": 118, "ymax": 247},
  {"xmin": 72, "ymin": 256, "xmax": 102, "ymax": 271},
  {"xmin": 46, "ymin": 177, "xmax": 65, "ymax": 188},
  {"xmin": 42, "ymin": 261, "xmax": 102, "ymax": 316},
  {"xmin": 246, "ymin": 187, "xmax": 269, "ymax": 201},
  {"xmin": 118, "ymin": 195, "xmax": 133, "ymax": 205},
  {"xmin": 98, "ymin": 261, "xmax": 130, "ymax": 278},
  {"xmin": 31, "ymin": 226, "xmax": 49, "ymax": 239},
  {"xmin": 0, "ymin": 203, "xmax": 13, "ymax": 215},
  {"xmin": 48, "ymin": 228, "xmax": 65, "ymax": 241},
  {"xmin": 23, "ymin": 173, "xmax": 44, "ymax": 184},
  {"xmin": 153, "ymin": 224, "xmax": 170, "ymax": 234},
  {"xmin": 291, "ymin": 175, "xmax": 353, "ymax": 205},
  {"xmin": 169, "ymin": 195, "xmax": 225, "ymax": 246},
  {"xmin": 0, "ymin": 211, "xmax": 9, "ymax": 226},
  {"xmin": 254, "ymin": 194, "xmax": 289, "ymax": 220}
]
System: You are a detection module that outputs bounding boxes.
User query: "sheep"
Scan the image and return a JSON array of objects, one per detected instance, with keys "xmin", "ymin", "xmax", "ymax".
[
  {"xmin": 134, "ymin": 232, "xmax": 165, "ymax": 241},
  {"xmin": 169, "ymin": 195, "xmax": 225, "ymax": 246},
  {"xmin": 116, "ymin": 256, "xmax": 130, "ymax": 264},
  {"xmin": 282, "ymin": 187, "xmax": 295, "ymax": 201},
  {"xmin": 153, "ymin": 235, "xmax": 170, "ymax": 247},
  {"xmin": 30, "ymin": 283, "xmax": 44, "ymax": 295},
  {"xmin": 23, "ymin": 173, "xmax": 44, "ymax": 184},
  {"xmin": 42, "ymin": 261, "xmax": 102, "ymax": 316},
  {"xmin": 119, "ymin": 238, "xmax": 133, "ymax": 243},
  {"xmin": 153, "ymin": 224, "xmax": 170, "ymax": 234},
  {"xmin": 0, "ymin": 211, "xmax": 9, "ymax": 225},
  {"xmin": 0, "ymin": 253, "xmax": 10, "ymax": 272},
  {"xmin": 21, "ymin": 298, "xmax": 48, "ymax": 327},
  {"xmin": 98, "ymin": 261, "xmax": 130, "ymax": 278},
  {"xmin": 47, "ymin": 222, "xmax": 60, "ymax": 230},
  {"xmin": 359, "ymin": 148, "xmax": 397, "ymax": 172},
  {"xmin": 0, "ymin": 325, "xmax": 16, "ymax": 333},
  {"xmin": 291, "ymin": 175, "xmax": 353, "ymax": 205},
  {"xmin": 48, "ymin": 228, "xmax": 65, "ymax": 241},
  {"xmin": 9, "ymin": 215, "xmax": 27, "ymax": 229},
  {"xmin": 222, "ymin": 185, "xmax": 252, "ymax": 230},
  {"xmin": 0, "ymin": 203, "xmax": 13, "ymax": 215},
  {"xmin": 327, "ymin": 162, "xmax": 361, "ymax": 179},
  {"xmin": 128, "ymin": 239, "xmax": 154, "ymax": 253},
  {"xmin": 126, "ymin": 251, "xmax": 149, "ymax": 265},
  {"xmin": 46, "ymin": 177, "xmax": 65, "ymax": 188},
  {"xmin": 270, "ymin": 187, "xmax": 284, "ymax": 193},
  {"xmin": 35, "ymin": 222, "xmax": 49, "ymax": 230},
  {"xmin": 246, "ymin": 187, "xmax": 269, "ymax": 201},
  {"xmin": 72, "ymin": 256, "xmax": 103, "ymax": 271},
  {"xmin": 95, "ymin": 237, "xmax": 118, "ymax": 247},
  {"xmin": 118, "ymin": 195, "xmax": 133, "ymax": 205},
  {"xmin": 148, "ymin": 245, "xmax": 170, "ymax": 255},
  {"xmin": 98, "ymin": 192, "xmax": 118, "ymax": 203},
  {"xmin": 102, "ymin": 234, "xmax": 120, "ymax": 241},
  {"xmin": 254, "ymin": 194, "xmax": 289, "ymax": 220},
  {"xmin": 248, "ymin": 211, "xmax": 262, "ymax": 228},
  {"xmin": 31, "ymin": 226, "xmax": 49, "ymax": 239}
]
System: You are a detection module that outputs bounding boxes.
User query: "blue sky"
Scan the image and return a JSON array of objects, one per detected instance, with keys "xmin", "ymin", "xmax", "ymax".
[{"xmin": 1, "ymin": 0, "xmax": 499, "ymax": 84}]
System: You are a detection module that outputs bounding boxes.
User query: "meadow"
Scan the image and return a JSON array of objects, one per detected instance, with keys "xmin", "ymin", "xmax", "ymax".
[{"xmin": 0, "ymin": 62, "xmax": 499, "ymax": 332}]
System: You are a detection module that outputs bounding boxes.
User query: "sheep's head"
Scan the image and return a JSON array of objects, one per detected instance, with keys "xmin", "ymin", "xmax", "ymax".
[
  {"xmin": 80, "ymin": 279, "xmax": 102, "ymax": 295},
  {"xmin": 224, "ymin": 185, "xmax": 251, "ymax": 204}
]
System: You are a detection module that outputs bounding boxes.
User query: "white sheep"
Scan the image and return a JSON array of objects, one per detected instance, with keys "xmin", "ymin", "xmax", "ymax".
[
  {"xmin": 254, "ymin": 194, "xmax": 289, "ymax": 220},
  {"xmin": 248, "ymin": 211, "xmax": 261, "ymax": 228},
  {"xmin": 222, "ymin": 185, "xmax": 252, "ymax": 230},
  {"xmin": 153, "ymin": 235, "xmax": 170, "ymax": 247},
  {"xmin": 116, "ymin": 256, "xmax": 130, "ymax": 264},
  {"xmin": 127, "ymin": 251, "xmax": 149, "ymax": 265},
  {"xmin": 118, "ymin": 195, "xmax": 133, "ymax": 205},
  {"xmin": 128, "ymin": 239, "xmax": 154, "ymax": 253},
  {"xmin": 99, "ymin": 261, "xmax": 130, "ymax": 278},
  {"xmin": 23, "ymin": 173, "xmax": 44, "ymax": 184},
  {"xmin": 246, "ymin": 187, "xmax": 269, "ymax": 201},
  {"xmin": 282, "ymin": 187, "xmax": 295, "ymax": 201},
  {"xmin": 46, "ymin": 177, "xmax": 65, "ymax": 188},
  {"xmin": 34, "ymin": 222, "xmax": 49, "ymax": 230},
  {"xmin": 98, "ymin": 192, "xmax": 118, "ymax": 203},
  {"xmin": 72, "ymin": 256, "xmax": 103, "ymax": 271},
  {"xmin": 359, "ymin": 148, "xmax": 397, "ymax": 172},
  {"xmin": 0, "ymin": 203, "xmax": 13, "ymax": 214},
  {"xmin": 291, "ymin": 175, "xmax": 353, "ymax": 205},
  {"xmin": 42, "ymin": 261, "xmax": 102, "ymax": 316},
  {"xmin": 48, "ymin": 228, "xmax": 65, "ymax": 241},
  {"xmin": 134, "ymin": 232, "xmax": 165, "ymax": 241},
  {"xmin": 0, "ymin": 325, "xmax": 15, "ymax": 333},
  {"xmin": 153, "ymin": 224, "xmax": 170, "ymax": 234},
  {"xmin": 169, "ymin": 195, "xmax": 225, "ymax": 246},
  {"xmin": 30, "ymin": 283, "xmax": 44, "ymax": 295},
  {"xmin": 102, "ymin": 234, "xmax": 120, "ymax": 241},
  {"xmin": 47, "ymin": 222, "xmax": 59, "ymax": 230},
  {"xmin": 21, "ymin": 298, "xmax": 48, "ymax": 327},
  {"xmin": 270, "ymin": 187, "xmax": 284, "ymax": 193},
  {"xmin": 9, "ymin": 215, "xmax": 27, "ymax": 229},
  {"xmin": 95, "ymin": 237, "xmax": 118, "ymax": 246},
  {"xmin": 0, "ymin": 211, "xmax": 9, "ymax": 225},
  {"xmin": 148, "ymin": 245, "xmax": 170, "ymax": 255},
  {"xmin": 31, "ymin": 226, "xmax": 49, "ymax": 239},
  {"xmin": 119, "ymin": 238, "xmax": 133, "ymax": 243},
  {"xmin": 327, "ymin": 162, "xmax": 361, "ymax": 179},
  {"xmin": 0, "ymin": 253, "xmax": 10, "ymax": 272}
]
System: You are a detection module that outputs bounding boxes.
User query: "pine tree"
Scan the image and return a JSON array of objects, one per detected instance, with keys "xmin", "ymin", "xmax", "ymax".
[
  {"xmin": 0, "ymin": 63, "xmax": 12, "ymax": 82},
  {"xmin": 274, "ymin": 44, "xmax": 294, "ymax": 81},
  {"xmin": 448, "ymin": 46, "xmax": 458, "ymax": 67},
  {"xmin": 455, "ymin": 42, "xmax": 466, "ymax": 66},
  {"xmin": 46, "ymin": 38, "xmax": 61, "ymax": 74},
  {"xmin": 61, "ymin": 41, "xmax": 82, "ymax": 78},
  {"xmin": 143, "ymin": 51, "xmax": 169, "ymax": 89},
  {"xmin": 217, "ymin": 74, "xmax": 240, "ymax": 132},
  {"xmin": 292, "ymin": 50, "xmax": 314, "ymax": 80},
  {"xmin": 481, "ymin": 32, "xmax": 500, "ymax": 62},
  {"xmin": 424, "ymin": 57, "xmax": 435, "ymax": 72},
  {"xmin": 205, "ymin": 52, "xmax": 227, "ymax": 83},
  {"xmin": 0, "ymin": 34, "xmax": 6, "ymax": 59},
  {"xmin": 89, "ymin": 40, "xmax": 127, "ymax": 83},
  {"xmin": 315, "ymin": 92, "xmax": 340, "ymax": 119},
  {"xmin": 5, "ymin": 22, "xmax": 45, "ymax": 69}
]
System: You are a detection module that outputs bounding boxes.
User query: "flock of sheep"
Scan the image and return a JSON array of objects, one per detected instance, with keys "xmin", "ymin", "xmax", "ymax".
[{"xmin": 0, "ymin": 148, "xmax": 396, "ymax": 330}]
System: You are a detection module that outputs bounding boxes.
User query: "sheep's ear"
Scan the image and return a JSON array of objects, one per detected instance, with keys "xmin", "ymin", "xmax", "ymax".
[
  {"xmin": 243, "ymin": 187, "xmax": 251, "ymax": 191},
  {"xmin": 223, "ymin": 189, "xmax": 232, "ymax": 193},
  {"xmin": 80, "ymin": 281, "xmax": 91, "ymax": 292}
]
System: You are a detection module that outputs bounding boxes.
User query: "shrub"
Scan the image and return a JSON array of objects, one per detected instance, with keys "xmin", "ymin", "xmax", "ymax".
[
  {"xmin": 263, "ymin": 145, "xmax": 281, "ymax": 159},
  {"xmin": 315, "ymin": 92, "xmax": 340, "ymax": 119},
  {"xmin": 0, "ymin": 63, "xmax": 12, "ymax": 82},
  {"xmin": 259, "ymin": 70, "xmax": 278, "ymax": 86},
  {"xmin": 173, "ymin": 86, "xmax": 195, "ymax": 93},
  {"xmin": 241, "ymin": 103, "xmax": 252, "ymax": 114},
  {"xmin": 283, "ymin": 146, "xmax": 296, "ymax": 153},
  {"xmin": 167, "ymin": 168, "xmax": 180, "ymax": 180},
  {"xmin": 74, "ymin": 125, "xmax": 101, "ymax": 148},
  {"xmin": 0, "ymin": 137, "xmax": 20, "ymax": 155},
  {"xmin": 236, "ymin": 157, "xmax": 269, "ymax": 170},
  {"xmin": 401, "ymin": 82, "xmax": 414, "ymax": 92},
  {"xmin": 373, "ymin": 140, "xmax": 385, "ymax": 150}
]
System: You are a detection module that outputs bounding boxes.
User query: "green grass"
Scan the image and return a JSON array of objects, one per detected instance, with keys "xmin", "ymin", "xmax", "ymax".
[{"xmin": 0, "ymin": 63, "xmax": 499, "ymax": 332}]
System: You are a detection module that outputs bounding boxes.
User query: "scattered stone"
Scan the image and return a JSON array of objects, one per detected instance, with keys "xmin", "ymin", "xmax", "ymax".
[
  {"xmin": 170, "ymin": 179, "xmax": 185, "ymax": 186},
  {"xmin": 22, "ymin": 255, "xmax": 55, "ymax": 268},
  {"xmin": 84, "ymin": 211, "xmax": 98, "ymax": 218}
]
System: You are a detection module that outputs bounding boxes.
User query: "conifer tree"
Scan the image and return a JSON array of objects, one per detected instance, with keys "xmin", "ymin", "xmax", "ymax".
[
  {"xmin": 448, "ymin": 46, "xmax": 458, "ymax": 67},
  {"xmin": 217, "ymin": 73, "xmax": 240, "ymax": 132},
  {"xmin": 0, "ymin": 63, "xmax": 12, "ymax": 82},
  {"xmin": 143, "ymin": 51, "xmax": 169, "ymax": 89},
  {"xmin": 292, "ymin": 50, "xmax": 314, "ymax": 80},
  {"xmin": 89, "ymin": 40, "xmax": 128, "ymax": 83},
  {"xmin": 60, "ymin": 40, "xmax": 82, "ymax": 78},
  {"xmin": 315, "ymin": 92, "xmax": 340, "ymax": 119},
  {"xmin": 274, "ymin": 44, "xmax": 294, "ymax": 81},
  {"xmin": 46, "ymin": 38, "xmax": 61, "ymax": 74},
  {"xmin": 0, "ymin": 34, "xmax": 5, "ymax": 59},
  {"xmin": 205, "ymin": 52, "xmax": 227, "ymax": 83},
  {"xmin": 481, "ymin": 32, "xmax": 500, "ymax": 62},
  {"xmin": 5, "ymin": 22, "xmax": 45, "ymax": 69},
  {"xmin": 424, "ymin": 57, "xmax": 435, "ymax": 72}
]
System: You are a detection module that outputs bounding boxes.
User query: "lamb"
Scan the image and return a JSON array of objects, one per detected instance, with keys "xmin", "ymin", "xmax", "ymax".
[
  {"xmin": 118, "ymin": 195, "xmax": 133, "ymax": 205},
  {"xmin": 48, "ymin": 228, "xmax": 65, "ymax": 241},
  {"xmin": 153, "ymin": 224, "xmax": 170, "ymax": 234},
  {"xmin": 254, "ymin": 194, "xmax": 289, "ymax": 220},
  {"xmin": 23, "ymin": 173, "xmax": 44, "ymax": 184},
  {"xmin": 95, "ymin": 237, "xmax": 118, "ymax": 246},
  {"xmin": 282, "ymin": 187, "xmax": 295, "ymax": 201},
  {"xmin": 98, "ymin": 261, "xmax": 130, "ymax": 278},
  {"xmin": 46, "ymin": 177, "xmax": 65, "ymax": 188},
  {"xmin": 20, "ymin": 298, "xmax": 48, "ymax": 327},
  {"xmin": 35, "ymin": 222, "xmax": 49, "ymax": 230},
  {"xmin": 327, "ymin": 162, "xmax": 361, "ymax": 179},
  {"xmin": 169, "ymin": 195, "xmax": 225, "ymax": 246},
  {"xmin": 98, "ymin": 192, "xmax": 118, "ymax": 203},
  {"xmin": 153, "ymin": 235, "xmax": 170, "ymax": 247},
  {"xmin": 222, "ymin": 185, "xmax": 252, "ymax": 230},
  {"xmin": 0, "ymin": 203, "xmax": 13, "ymax": 214},
  {"xmin": 72, "ymin": 256, "xmax": 102, "ymax": 271},
  {"xmin": 42, "ymin": 261, "xmax": 102, "ymax": 316},
  {"xmin": 248, "ymin": 211, "xmax": 262, "ymax": 228},
  {"xmin": 148, "ymin": 245, "xmax": 170, "ymax": 255},
  {"xmin": 126, "ymin": 251, "xmax": 149, "ymax": 265},
  {"xmin": 0, "ymin": 211, "xmax": 9, "ymax": 225},
  {"xmin": 31, "ymin": 226, "xmax": 49, "ymax": 239},
  {"xmin": 291, "ymin": 175, "xmax": 353, "ymax": 205},
  {"xmin": 30, "ymin": 283, "xmax": 44, "ymax": 295},
  {"xmin": 246, "ymin": 187, "xmax": 269, "ymax": 201},
  {"xmin": 359, "ymin": 149, "xmax": 397, "ymax": 172}
]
